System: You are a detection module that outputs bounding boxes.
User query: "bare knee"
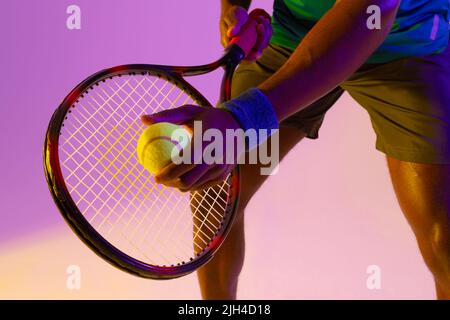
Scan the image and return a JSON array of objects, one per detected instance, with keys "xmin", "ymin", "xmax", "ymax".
[
  {"xmin": 428, "ymin": 222, "xmax": 450, "ymax": 277},
  {"xmin": 415, "ymin": 220, "xmax": 450, "ymax": 290},
  {"xmin": 387, "ymin": 158, "xmax": 450, "ymax": 296}
]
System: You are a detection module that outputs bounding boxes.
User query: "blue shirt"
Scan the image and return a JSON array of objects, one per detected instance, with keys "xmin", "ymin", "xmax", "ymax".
[{"xmin": 271, "ymin": 0, "xmax": 450, "ymax": 63}]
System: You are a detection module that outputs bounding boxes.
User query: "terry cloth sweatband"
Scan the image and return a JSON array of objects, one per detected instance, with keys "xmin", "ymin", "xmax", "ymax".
[{"xmin": 219, "ymin": 88, "xmax": 279, "ymax": 150}]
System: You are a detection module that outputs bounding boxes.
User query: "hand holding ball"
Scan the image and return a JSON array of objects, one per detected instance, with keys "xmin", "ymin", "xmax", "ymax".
[{"xmin": 136, "ymin": 122, "xmax": 191, "ymax": 175}]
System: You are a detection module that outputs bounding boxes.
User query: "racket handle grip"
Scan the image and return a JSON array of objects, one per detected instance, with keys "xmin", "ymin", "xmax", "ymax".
[{"xmin": 228, "ymin": 9, "xmax": 270, "ymax": 58}]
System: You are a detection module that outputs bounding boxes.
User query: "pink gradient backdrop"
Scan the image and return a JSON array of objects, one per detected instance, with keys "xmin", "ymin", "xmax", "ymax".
[{"xmin": 0, "ymin": 0, "xmax": 434, "ymax": 299}]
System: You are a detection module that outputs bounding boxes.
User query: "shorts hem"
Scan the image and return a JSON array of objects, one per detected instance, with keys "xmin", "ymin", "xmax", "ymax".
[{"xmin": 376, "ymin": 142, "xmax": 450, "ymax": 164}]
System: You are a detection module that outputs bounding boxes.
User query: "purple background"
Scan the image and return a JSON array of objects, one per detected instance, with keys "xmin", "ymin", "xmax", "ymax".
[
  {"xmin": 0, "ymin": 1, "xmax": 436, "ymax": 299},
  {"xmin": 1, "ymin": 0, "xmax": 227, "ymax": 242}
]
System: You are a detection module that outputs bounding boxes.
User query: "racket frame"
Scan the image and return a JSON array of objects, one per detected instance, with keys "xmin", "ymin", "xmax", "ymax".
[{"xmin": 44, "ymin": 45, "xmax": 244, "ymax": 279}]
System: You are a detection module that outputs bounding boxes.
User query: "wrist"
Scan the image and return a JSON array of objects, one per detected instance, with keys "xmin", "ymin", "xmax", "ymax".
[{"xmin": 219, "ymin": 88, "xmax": 279, "ymax": 150}]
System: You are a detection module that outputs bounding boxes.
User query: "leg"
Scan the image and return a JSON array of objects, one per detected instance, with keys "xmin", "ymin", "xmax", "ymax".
[
  {"xmin": 341, "ymin": 44, "xmax": 450, "ymax": 298},
  {"xmin": 197, "ymin": 127, "xmax": 306, "ymax": 299},
  {"xmin": 196, "ymin": 44, "xmax": 342, "ymax": 299},
  {"xmin": 387, "ymin": 156, "xmax": 450, "ymax": 299}
]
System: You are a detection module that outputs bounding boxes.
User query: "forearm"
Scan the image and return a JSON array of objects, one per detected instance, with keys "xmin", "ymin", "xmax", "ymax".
[
  {"xmin": 221, "ymin": 0, "xmax": 251, "ymax": 14},
  {"xmin": 259, "ymin": 0, "xmax": 400, "ymax": 122}
]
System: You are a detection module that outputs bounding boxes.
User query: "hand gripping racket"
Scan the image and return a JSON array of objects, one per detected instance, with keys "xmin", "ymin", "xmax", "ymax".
[{"xmin": 44, "ymin": 9, "xmax": 268, "ymax": 279}]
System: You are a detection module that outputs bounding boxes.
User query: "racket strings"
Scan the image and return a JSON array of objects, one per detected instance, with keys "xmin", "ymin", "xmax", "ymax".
[
  {"xmin": 63, "ymin": 82, "xmax": 197, "ymax": 264},
  {"xmin": 59, "ymin": 73, "xmax": 231, "ymax": 266},
  {"xmin": 68, "ymin": 79, "xmax": 200, "ymax": 262}
]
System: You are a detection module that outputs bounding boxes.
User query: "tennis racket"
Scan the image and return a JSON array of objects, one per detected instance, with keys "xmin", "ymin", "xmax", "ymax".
[{"xmin": 44, "ymin": 9, "xmax": 269, "ymax": 279}]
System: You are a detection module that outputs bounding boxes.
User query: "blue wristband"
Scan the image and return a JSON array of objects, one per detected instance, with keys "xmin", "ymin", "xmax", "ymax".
[{"xmin": 220, "ymin": 88, "xmax": 279, "ymax": 150}]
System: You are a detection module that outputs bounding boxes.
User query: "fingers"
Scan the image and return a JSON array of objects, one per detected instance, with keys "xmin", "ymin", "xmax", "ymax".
[
  {"xmin": 156, "ymin": 160, "xmax": 231, "ymax": 192},
  {"xmin": 248, "ymin": 8, "xmax": 272, "ymax": 21},
  {"xmin": 157, "ymin": 163, "xmax": 210, "ymax": 192},
  {"xmin": 256, "ymin": 16, "xmax": 272, "ymax": 53},
  {"xmin": 221, "ymin": 7, "xmax": 272, "ymax": 58},
  {"xmin": 191, "ymin": 165, "xmax": 232, "ymax": 191},
  {"xmin": 225, "ymin": 6, "xmax": 248, "ymax": 38},
  {"xmin": 177, "ymin": 164, "xmax": 214, "ymax": 192},
  {"xmin": 141, "ymin": 105, "xmax": 203, "ymax": 126},
  {"xmin": 246, "ymin": 15, "xmax": 272, "ymax": 61},
  {"xmin": 155, "ymin": 162, "xmax": 195, "ymax": 187},
  {"xmin": 220, "ymin": 21, "xmax": 229, "ymax": 47},
  {"xmin": 194, "ymin": 172, "xmax": 230, "ymax": 191}
]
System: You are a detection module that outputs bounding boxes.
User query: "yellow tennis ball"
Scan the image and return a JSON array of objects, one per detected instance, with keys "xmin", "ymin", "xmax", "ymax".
[{"xmin": 136, "ymin": 122, "xmax": 191, "ymax": 175}]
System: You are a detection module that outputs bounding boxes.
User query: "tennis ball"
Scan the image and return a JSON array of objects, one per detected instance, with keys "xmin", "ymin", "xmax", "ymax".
[{"xmin": 136, "ymin": 122, "xmax": 191, "ymax": 175}]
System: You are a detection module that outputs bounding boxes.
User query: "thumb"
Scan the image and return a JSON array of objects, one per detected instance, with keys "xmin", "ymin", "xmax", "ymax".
[
  {"xmin": 141, "ymin": 105, "xmax": 204, "ymax": 125},
  {"xmin": 226, "ymin": 6, "xmax": 248, "ymax": 38}
]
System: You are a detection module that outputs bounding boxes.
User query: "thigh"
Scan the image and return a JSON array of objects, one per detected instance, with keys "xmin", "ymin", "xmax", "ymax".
[
  {"xmin": 231, "ymin": 44, "xmax": 292, "ymax": 98},
  {"xmin": 387, "ymin": 157, "xmax": 450, "ymax": 232},
  {"xmin": 386, "ymin": 156, "xmax": 450, "ymax": 280},
  {"xmin": 342, "ymin": 45, "xmax": 450, "ymax": 164}
]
